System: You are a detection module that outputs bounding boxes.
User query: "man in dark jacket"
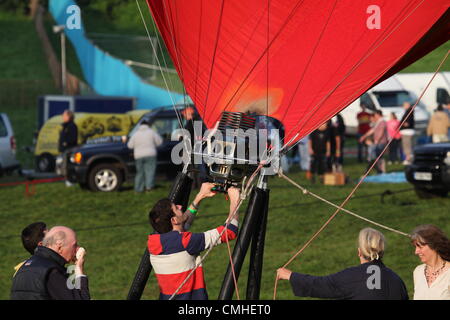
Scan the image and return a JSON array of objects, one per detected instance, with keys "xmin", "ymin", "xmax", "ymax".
[
  {"xmin": 14, "ymin": 222, "xmax": 48, "ymax": 277},
  {"xmin": 11, "ymin": 226, "xmax": 90, "ymax": 300},
  {"xmin": 58, "ymin": 110, "xmax": 78, "ymax": 186},
  {"xmin": 59, "ymin": 110, "xmax": 78, "ymax": 153}
]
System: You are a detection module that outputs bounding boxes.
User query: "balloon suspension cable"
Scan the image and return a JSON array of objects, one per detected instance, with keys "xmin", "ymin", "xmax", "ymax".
[
  {"xmin": 135, "ymin": 0, "xmax": 186, "ymax": 131},
  {"xmin": 136, "ymin": 0, "xmax": 199, "ymax": 164},
  {"xmin": 273, "ymin": 49, "xmax": 449, "ymax": 300},
  {"xmin": 168, "ymin": 163, "xmax": 265, "ymax": 300},
  {"xmin": 158, "ymin": 0, "xmax": 199, "ymax": 136},
  {"xmin": 225, "ymin": 226, "xmax": 240, "ymax": 300},
  {"xmin": 278, "ymin": 171, "xmax": 410, "ymax": 237}
]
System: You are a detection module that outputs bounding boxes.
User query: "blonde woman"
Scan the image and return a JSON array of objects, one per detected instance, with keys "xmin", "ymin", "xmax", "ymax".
[
  {"xmin": 277, "ymin": 228, "xmax": 408, "ymax": 300},
  {"xmin": 411, "ymin": 225, "xmax": 450, "ymax": 300}
]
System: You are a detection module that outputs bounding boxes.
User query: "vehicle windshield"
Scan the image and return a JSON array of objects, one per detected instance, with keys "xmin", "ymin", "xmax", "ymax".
[
  {"xmin": 127, "ymin": 112, "xmax": 186, "ymax": 141},
  {"xmin": 372, "ymin": 91, "xmax": 411, "ymax": 107},
  {"xmin": 127, "ymin": 113, "xmax": 151, "ymax": 138}
]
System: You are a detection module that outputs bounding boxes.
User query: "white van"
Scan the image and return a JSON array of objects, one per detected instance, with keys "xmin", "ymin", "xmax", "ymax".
[
  {"xmin": 395, "ymin": 72, "xmax": 450, "ymax": 114},
  {"xmin": 0, "ymin": 113, "xmax": 20, "ymax": 175},
  {"xmin": 340, "ymin": 75, "xmax": 432, "ymax": 135}
]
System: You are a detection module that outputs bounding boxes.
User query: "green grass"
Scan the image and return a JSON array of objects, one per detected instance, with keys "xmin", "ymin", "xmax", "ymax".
[
  {"xmin": 0, "ymin": 11, "xmax": 52, "ymax": 80},
  {"xmin": 1, "ymin": 4, "xmax": 450, "ymax": 300},
  {"xmin": 401, "ymin": 43, "xmax": 450, "ymax": 73},
  {"xmin": 0, "ymin": 162, "xmax": 449, "ymax": 300}
]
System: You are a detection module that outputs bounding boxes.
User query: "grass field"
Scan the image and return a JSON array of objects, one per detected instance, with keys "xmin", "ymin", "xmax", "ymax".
[
  {"xmin": 1, "ymin": 161, "xmax": 449, "ymax": 300},
  {"xmin": 1, "ymin": 4, "xmax": 449, "ymax": 301}
]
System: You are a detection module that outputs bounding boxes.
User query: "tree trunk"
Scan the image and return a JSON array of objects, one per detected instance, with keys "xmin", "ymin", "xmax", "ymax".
[{"xmin": 29, "ymin": 0, "xmax": 39, "ymax": 19}]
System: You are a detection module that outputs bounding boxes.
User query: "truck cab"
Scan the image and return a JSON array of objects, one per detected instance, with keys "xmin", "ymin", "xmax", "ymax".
[
  {"xmin": 34, "ymin": 111, "xmax": 148, "ymax": 172},
  {"xmin": 63, "ymin": 106, "xmax": 195, "ymax": 192}
]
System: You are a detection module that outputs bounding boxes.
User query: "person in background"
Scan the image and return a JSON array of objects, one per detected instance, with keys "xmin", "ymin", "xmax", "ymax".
[
  {"xmin": 411, "ymin": 225, "xmax": 450, "ymax": 300},
  {"xmin": 426, "ymin": 105, "xmax": 449, "ymax": 143},
  {"xmin": 14, "ymin": 222, "xmax": 48, "ymax": 277},
  {"xmin": 328, "ymin": 114, "xmax": 345, "ymax": 172},
  {"xmin": 308, "ymin": 122, "xmax": 330, "ymax": 183},
  {"xmin": 58, "ymin": 110, "xmax": 78, "ymax": 187},
  {"xmin": 277, "ymin": 228, "xmax": 408, "ymax": 300},
  {"xmin": 127, "ymin": 120, "xmax": 163, "ymax": 193},
  {"xmin": 365, "ymin": 136, "xmax": 376, "ymax": 167},
  {"xmin": 356, "ymin": 104, "xmax": 372, "ymax": 163},
  {"xmin": 386, "ymin": 112, "xmax": 401, "ymax": 164},
  {"xmin": 326, "ymin": 119, "xmax": 338, "ymax": 172},
  {"xmin": 444, "ymin": 100, "xmax": 450, "ymax": 139},
  {"xmin": 399, "ymin": 101, "xmax": 415, "ymax": 165},
  {"xmin": 11, "ymin": 226, "xmax": 90, "ymax": 300},
  {"xmin": 297, "ymin": 135, "xmax": 311, "ymax": 178},
  {"xmin": 181, "ymin": 106, "xmax": 207, "ymax": 188},
  {"xmin": 359, "ymin": 110, "xmax": 388, "ymax": 174},
  {"xmin": 59, "ymin": 110, "xmax": 78, "ymax": 154}
]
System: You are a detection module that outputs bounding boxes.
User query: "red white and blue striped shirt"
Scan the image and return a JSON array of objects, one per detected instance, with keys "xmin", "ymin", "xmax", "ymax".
[{"xmin": 148, "ymin": 219, "xmax": 239, "ymax": 300}]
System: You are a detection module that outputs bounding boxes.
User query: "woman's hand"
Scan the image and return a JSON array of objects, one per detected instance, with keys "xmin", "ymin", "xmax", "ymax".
[{"xmin": 277, "ymin": 268, "xmax": 292, "ymax": 281}]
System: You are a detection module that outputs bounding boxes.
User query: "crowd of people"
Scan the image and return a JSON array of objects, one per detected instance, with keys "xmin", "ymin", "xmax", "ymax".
[
  {"xmin": 287, "ymin": 100, "xmax": 450, "ymax": 183},
  {"xmin": 277, "ymin": 225, "xmax": 450, "ymax": 300},
  {"xmin": 10, "ymin": 183, "xmax": 241, "ymax": 300},
  {"xmin": 9, "ymin": 104, "xmax": 449, "ymax": 300},
  {"xmin": 10, "ymin": 205, "xmax": 449, "ymax": 300}
]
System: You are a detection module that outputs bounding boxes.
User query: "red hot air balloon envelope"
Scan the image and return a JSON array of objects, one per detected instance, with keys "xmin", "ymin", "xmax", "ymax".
[
  {"xmin": 125, "ymin": 2, "xmax": 449, "ymax": 301},
  {"xmin": 147, "ymin": 0, "xmax": 450, "ymax": 147}
]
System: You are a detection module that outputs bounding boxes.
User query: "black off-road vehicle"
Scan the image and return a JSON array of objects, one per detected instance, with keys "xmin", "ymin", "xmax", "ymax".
[
  {"xmin": 405, "ymin": 142, "xmax": 450, "ymax": 198},
  {"xmin": 62, "ymin": 106, "xmax": 193, "ymax": 192}
]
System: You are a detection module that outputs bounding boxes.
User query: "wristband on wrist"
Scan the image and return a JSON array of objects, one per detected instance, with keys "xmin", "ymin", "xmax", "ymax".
[
  {"xmin": 188, "ymin": 207, "xmax": 198, "ymax": 215},
  {"xmin": 191, "ymin": 202, "xmax": 199, "ymax": 210}
]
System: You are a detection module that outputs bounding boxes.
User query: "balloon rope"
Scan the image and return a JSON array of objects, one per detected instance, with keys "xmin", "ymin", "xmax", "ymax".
[
  {"xmin": 225, "ymin": 227, "xmax": 240, "ymax": 300},
  {"xmin": 159, "ymin": 0, "xmax": 197, "ymax": 131},
  {"xmin": 135, "ymin": 0, "xmax": 185, "ymax": 130},
  {"xmin": 273, "ymin": 49, "xmax": 449, "ymax": 300},
  {"xmin": 279, "ymin": 172, "xmax": 410, "ymax": 237}
]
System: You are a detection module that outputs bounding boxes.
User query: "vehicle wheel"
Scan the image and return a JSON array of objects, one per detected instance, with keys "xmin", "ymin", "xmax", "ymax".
[
  {"xmin": 414, "ymin": 187, "xmax": 448, "ymax": 199},
  {"xmin": 88, "ymin": 164, "xmax": 123, "ymax": 192},
  {"xmin": 36, "ymin": 154, "xmax": 55, "ymax": 172}
]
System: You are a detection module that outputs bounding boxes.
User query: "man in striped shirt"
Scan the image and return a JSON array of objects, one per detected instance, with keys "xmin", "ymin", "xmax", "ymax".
[{"xmin": 148, "ymin": 182, "xmax": 240, "ymax": 300}]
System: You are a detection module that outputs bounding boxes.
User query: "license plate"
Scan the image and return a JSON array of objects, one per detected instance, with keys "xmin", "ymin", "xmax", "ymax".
[{"xmin": 414, "ymin": 172, "xmax": 432, "ymax": 181}]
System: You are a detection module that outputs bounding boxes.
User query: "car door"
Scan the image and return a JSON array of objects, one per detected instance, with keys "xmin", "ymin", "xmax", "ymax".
[
  {"xmin": 0, "ymin": 114, "xmax": 16, "ymax": 169},
  {"xmin": 150, "ymin": 116, "xmax": 183, "ymax": 163}
]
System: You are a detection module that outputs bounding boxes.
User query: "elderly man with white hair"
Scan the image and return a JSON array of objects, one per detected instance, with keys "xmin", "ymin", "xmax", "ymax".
[{"xmin": 11, "ymin": 226, "xmax": 90, "ymax": 300}]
